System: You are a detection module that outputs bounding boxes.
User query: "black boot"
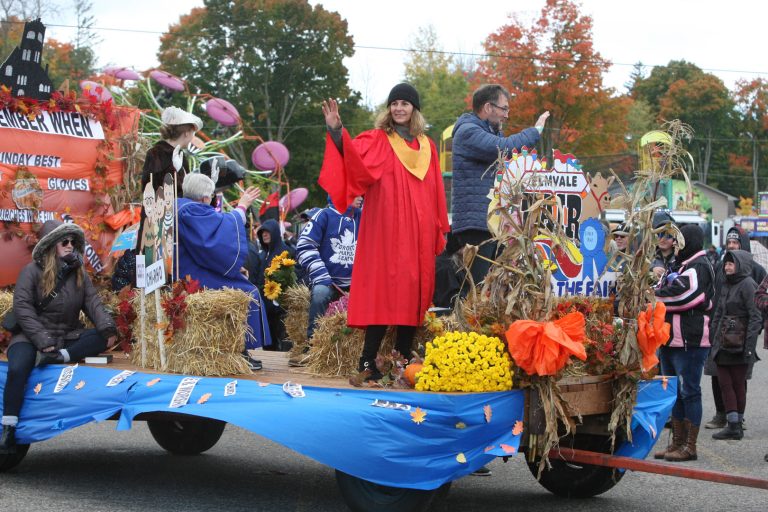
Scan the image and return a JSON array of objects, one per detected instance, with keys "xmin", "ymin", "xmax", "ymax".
[
  {"xmin": 0, "ymin": 425, "xmax": 16, "ymax": 454},
  {"xmin": 35, "ymin": 350, "xmax": 65, "ymax": 367},
  {"xmin": 712, "ymin": 421, "xmax": 743, "ymax": 440},
  {"xmin": 358, "ymin": 358, "xmax": 382, "ymax": 382}
]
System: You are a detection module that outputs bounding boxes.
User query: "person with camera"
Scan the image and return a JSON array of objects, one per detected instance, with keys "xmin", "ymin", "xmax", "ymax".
[
  {"xmin": 1, "ymin": 220, "xmax": 116, "ymax": 454},
  {"xmin": 709, "ymin": 249, "xmax": 762, "ymax": 441}
]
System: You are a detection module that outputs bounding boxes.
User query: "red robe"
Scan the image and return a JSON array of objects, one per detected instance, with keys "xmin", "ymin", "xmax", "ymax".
[{"xmin": 319, "ymin": 128, "xmax": 450, "ymax": 327}]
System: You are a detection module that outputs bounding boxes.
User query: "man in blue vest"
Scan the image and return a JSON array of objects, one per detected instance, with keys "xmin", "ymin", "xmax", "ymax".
[{"xmin": 451, "ymin": 84, "xmax": 549, "ymax": 288}]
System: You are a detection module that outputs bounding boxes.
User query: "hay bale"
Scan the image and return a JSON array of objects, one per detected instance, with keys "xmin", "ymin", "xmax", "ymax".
[
  {"xmin": 281, "ymin": 284, "xmax": 310, "ymax": 356},
  {"xmin": 131, "ymin": 287, "xmax": 251, "ymax": 376},
  {"xmin": 303, "ymin": 311, "xmax": 431, "ymax": 377},
  {"xmin": 0, "ymin": 290, "xmax": 13, "ymax": 319}
]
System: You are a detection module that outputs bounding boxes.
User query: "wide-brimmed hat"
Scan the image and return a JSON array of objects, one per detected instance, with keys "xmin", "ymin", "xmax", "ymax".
[
  {"xmin": 32, "ymin": 220, "xmax": 85, "ymax": 263},
  {"xmin": 161, "ymin": 106, "xmax": 203, "ymax": 130}
]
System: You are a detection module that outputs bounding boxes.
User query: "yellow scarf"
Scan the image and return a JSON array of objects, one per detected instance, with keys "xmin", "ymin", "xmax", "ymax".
[{"xmin": 386, "ymin": 132, "xmax": 431, "ymax": 180}]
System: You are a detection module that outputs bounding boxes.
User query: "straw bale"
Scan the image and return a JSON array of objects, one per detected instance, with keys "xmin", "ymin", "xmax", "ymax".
[
  {"xmin": 281, "ymin": 284, "xmax": 310, "ymax": 356},
  {"xmin": 0, "ymin": 290, "xmax": 13, "ymax": 319},
  {"xmin": 303, "ymin": 311, "xmax": 429, "ymax": 377},
  {"xmin": 131, "ymin": 287, "xmax": 251, "ymax": 376}
]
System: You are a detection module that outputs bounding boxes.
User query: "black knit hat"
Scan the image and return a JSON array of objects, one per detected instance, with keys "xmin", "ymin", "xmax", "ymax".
[{"xmin": 387, "ymin": 83, "xmax": 420, "ymax": 110}]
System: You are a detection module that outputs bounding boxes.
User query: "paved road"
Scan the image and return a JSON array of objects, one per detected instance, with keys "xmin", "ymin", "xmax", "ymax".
[{"xmin": 1, "ymin": 345, "xmax": 767, "ymax": 511}]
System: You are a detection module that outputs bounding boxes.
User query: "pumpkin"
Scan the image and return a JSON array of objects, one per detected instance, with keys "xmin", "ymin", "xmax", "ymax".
[{"xmin": 403, "ymin": 363, "xmax": 423, "ymax": 387}]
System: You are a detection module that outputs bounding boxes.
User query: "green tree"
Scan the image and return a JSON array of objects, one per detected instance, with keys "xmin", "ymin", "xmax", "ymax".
[
  {"xmin": 157, "ymin": 0, "xmax": 368, "ymax": 205},
  {"xmin": 403, "ymin": 25, "xmax": 470, "ymax": 144},
  {"xmin": 658, "ymin": 73, "xmax": 735, "ymax": 185}
]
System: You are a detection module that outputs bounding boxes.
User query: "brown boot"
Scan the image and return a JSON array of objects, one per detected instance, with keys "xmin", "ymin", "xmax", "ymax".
[
  {"xmin": 654, "ymin": 418, "xmax": 685, "ymax": 459},
  {"xmin": 665, "ymin": 420, "xmax": 699, "ymax": 462}
]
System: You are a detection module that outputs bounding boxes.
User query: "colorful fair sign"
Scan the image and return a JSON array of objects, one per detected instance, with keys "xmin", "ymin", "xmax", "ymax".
[{"xmin": 488, "ymin": 148, "xmax": 616, "ymax": 298}]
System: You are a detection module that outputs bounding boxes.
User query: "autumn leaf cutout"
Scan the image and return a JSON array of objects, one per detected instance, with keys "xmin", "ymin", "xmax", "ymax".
[
  {"xmin": 483, "ymin": 404, "xmax": 492, "ymax": 423},
  {"xmin": 662, "ymin": 376, "xmax": 669, "ymax": 391},
  {"xmin": 411, "ymin": 407, "xmax": 427, "ymax": 424},
  {"xmin": 455, "ymin": 422, "xmax": 466, "ymax": 430},
  {"xmin": 456, "ymin": 453, "xmax": 467, "ymax": 464},
  {"xmin": 197, "ymin": 393, "xmax": 212, "ymax": 405},
  {"xmin": 512, "ymin": 420, "xmax": 524, "ymax": 436},
  {"xmin": 146, "ymin": 378, "xmax": 161, "ymax": 387},
  {"xmin": 75, "ymin": 380, "xmax": 85, "ymax": 390},
  {"xmin": 33, "ymin": 382, "xmax": 42, "ymax": 394},
  {"xmin": 500, "ymin": 444, "xmax": 517, "ymax": 454}
]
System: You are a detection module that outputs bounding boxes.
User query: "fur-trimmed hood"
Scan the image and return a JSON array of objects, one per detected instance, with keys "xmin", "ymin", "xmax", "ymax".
[{"xmin": 32, "ymin": 220, "xmax": 85, "ymax": 263}]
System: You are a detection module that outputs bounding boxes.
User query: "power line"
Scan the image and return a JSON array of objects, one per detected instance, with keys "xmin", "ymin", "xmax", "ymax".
[{"xmin": 2, "ymin": 19, "xmax": 768, "ymax": 77}]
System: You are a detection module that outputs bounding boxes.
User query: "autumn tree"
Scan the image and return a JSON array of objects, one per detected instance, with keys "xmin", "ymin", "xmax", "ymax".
[
  {"xmin": 403, "ymin": 25, "xmax": 470, "ymax": 144},
  {"xmin": 473, "ymin": 0, "xmax": 631, "ymax": 172},
  {"xmin": 733, "ymin": 78, "xmax": 768, "ymax": 200},
  {"xmin": 157, "ymin": 0, "xmax": 368, "ymax": 204}
]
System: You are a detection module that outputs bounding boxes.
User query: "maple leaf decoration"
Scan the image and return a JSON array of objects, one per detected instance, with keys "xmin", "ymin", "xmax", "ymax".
[
  {"xmin": 33, "ymin": 383, "xmax": 42, "ymax": 394},
  {"xmin": 75, "ymin": 381, "xmax": 85, "ymax": 390},
  {"xmin": 410, "ymin": 407, "xmax": 427, "ymax": 424},
  {"xmin": 146, "ymin": 378, "xmax": 161, "ymax": 387},
  {"xmin": 483, "ymin": 404, "xmax": 492, "ymax": 423},
  {"xmin": 197, "ymin": 393, "xmax": 212, "ymax": 405},
  {"xmin": 500, "ymin": 444, "xmax": 517, "ymax": 454},
  {"xmin": 512, "ymin": 420, "xmax": 524, "ymax": 436},
  {"xmin": 456, "ymin": 453, "xmax": 467, "ymax": 464},
  {"xmin": 662, "ymin": 376, "xmax": 669, "ymax": 391}
]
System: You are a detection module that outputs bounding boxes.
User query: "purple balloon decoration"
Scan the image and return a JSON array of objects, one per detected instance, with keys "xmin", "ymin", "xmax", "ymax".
[
  {"xmin": 104, "ymin": 67, "xmax": 141, "ymax": 80},
  {"xmin": 205, "ymin": 98, "xmax": 240, "ymax": 126},
  {"xmin": 149, "ymin": 70, "xmax": 185, "ymax": 92},
  {"xmin": 79, "ymin": 80, "xmax": 113, "ymax": 102},
  {"xmin": 251, "ymin": 141, "xmax": 290, "ymax": 171}
]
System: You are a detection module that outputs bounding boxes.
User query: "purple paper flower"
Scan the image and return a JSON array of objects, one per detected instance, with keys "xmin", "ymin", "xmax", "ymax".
[
  {"xmin": 104, "ymin": 67, "xmax": 141, "ymax": 80},
  {"xmin": 205, "ymin": 97, "xmax": 240, "ymax": 126},
  {"xmin": 149, "ymin": 70, "xmax": 185, "ymax": 92}
]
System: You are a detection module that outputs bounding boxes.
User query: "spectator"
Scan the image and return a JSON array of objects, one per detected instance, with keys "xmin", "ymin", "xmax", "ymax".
[
  {"xmin": 252, "ymin": 219, "xmax": 296, "ymax": 351},
  {"xmin": 450, "ymin": 84, "xmax": 549, "ymax": 288},
  {"xmin": 651, "ymin": 211, "xmax": 677, "ymax": 281},
  {"xmin": 290, "ymin": 196, "xmax": 362, "ymax": 366},
  {"xmin": 654, "ymin": 224, "xmax": 715, "ymax": 462},
  {"xmin": 1, "ymin": 220, "xmax": 116, "ymax": 454},
  {"xmin": 177, "ymin": 173, "xmax": 271, "ymax": 370},
  {"xmin": 704, "ymin": 226, "xmax": 766, "ymax": 430},
  {"xmin": 709, "ymin": 250, "xmax": 761, "ymax": 441}
]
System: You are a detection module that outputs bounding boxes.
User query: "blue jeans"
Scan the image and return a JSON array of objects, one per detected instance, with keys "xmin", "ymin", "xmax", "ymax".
[
  {"xmin": 658, "ymin": 345, "xmax": 710, "ymax": 426},
  {"xmin": 307, "ymin": 284, "xmax": 341, "ymax": 341}
]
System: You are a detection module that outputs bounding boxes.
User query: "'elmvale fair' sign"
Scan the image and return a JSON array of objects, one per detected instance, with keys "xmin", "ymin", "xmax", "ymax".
[{"xmin": 489, "ymin": 148, "xmax": 617, "ymax": 298}]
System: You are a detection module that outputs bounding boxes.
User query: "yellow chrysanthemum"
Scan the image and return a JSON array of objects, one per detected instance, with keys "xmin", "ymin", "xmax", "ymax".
[
  {"xmin": 263, "ymin": 280, "xmax": 282, "ymax": 301},
  {"xmin": 281, "ymin": 258, "xmax": 296, "ymax": 267}
]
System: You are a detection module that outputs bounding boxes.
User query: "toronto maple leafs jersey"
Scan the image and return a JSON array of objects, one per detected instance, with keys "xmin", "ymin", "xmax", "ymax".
[{"xmin": 296, "ymin": 206, "xmax": 361, "ymax": 288}]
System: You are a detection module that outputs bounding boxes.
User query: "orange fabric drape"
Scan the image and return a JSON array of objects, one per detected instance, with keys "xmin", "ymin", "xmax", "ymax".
[
  {"xmin": 505, "ymin": 312, "xmax": 588, "ymax": 376},
  {"xmin": 636, "ymin": 302, "xmax": 671, "ymax": 371}
]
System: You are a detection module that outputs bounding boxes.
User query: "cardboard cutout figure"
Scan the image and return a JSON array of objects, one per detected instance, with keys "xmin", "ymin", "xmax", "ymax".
[{"xmin": 141, "ymin": 183, "xmax": 157, "ymax": 263}]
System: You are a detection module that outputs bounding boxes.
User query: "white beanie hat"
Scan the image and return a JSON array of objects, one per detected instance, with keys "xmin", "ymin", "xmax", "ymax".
[{"xmin": 161, "ymin": 106, "xmax": 203, "ymax": 130}]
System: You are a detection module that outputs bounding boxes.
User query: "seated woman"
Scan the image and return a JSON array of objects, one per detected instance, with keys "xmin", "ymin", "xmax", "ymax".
[
  {"xmin": 177, "ymin": 173, "xmax": 272, "ymax": 369},
  {"xmin": 1, "ymin": 220, "xmax": 116, "ymax": 454}
]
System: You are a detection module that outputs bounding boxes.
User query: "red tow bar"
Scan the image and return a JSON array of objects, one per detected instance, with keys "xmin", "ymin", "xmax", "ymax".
[{"xmin": 550, "ymin": 447, "xmax": 768, "ymax": 491}]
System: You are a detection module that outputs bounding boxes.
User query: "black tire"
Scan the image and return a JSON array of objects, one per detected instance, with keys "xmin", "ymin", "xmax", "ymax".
[
  {"xmin": 335, "ymin": 470, "xmax": 451, "ymax": 512},
  {"xmin": 0, "ymin": 444, "xmax": 30, "ymax": 472},
  {"xmin": 527, "ymin": 433, "xmax": 625, "ymax": 498},
  {"xmin": 147, "ymin": 418, "xmax": 226, "ymax": 455}
]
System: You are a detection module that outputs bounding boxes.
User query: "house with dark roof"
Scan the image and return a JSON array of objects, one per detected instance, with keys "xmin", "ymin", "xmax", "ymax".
[{"xmin": 0, "ymin": 18, "xmax": 53, "ymax": 100}]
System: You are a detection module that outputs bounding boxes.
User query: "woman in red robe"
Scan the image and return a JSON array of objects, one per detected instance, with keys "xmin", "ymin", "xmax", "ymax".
[{"xmin": 319, "ymin": 83, "xmax": 450, "ymax": 380}]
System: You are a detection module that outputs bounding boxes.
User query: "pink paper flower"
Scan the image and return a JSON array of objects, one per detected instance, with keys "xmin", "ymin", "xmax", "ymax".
[
  {"xmin": 104, "ymin": 67, "xmax": 141, "ymax": 80},
  {"xmin": 205, "ymin": 97, "xmax": 240, "ymax": 126},
  {"xmin": 149, "ymin": 70, "xmax": 185, "ymax": 92}
]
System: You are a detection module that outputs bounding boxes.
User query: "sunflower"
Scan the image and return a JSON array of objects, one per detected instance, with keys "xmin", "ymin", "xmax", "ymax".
[
  {"xmin": 281, "ymin": 258, "xmax": 296, "ymax": 267},
  {"xmin": 264, "ymin": 280, "xmax": 282, "ymax": 301}
]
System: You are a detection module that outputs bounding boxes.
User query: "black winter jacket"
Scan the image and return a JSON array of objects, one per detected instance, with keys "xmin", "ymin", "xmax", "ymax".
[{"xmin": 710, "ymin": 250, "xmax": 761, "ymax": 365}]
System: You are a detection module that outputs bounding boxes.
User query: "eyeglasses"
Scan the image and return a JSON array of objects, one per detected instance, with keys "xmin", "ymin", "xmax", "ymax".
[
  {"xmin": 489, "ymin": 102, "xmax": 510, "ymax": 113},
  {"xmin": 59, "ymin": 238, "xmax": 74, "ymax": 247}
]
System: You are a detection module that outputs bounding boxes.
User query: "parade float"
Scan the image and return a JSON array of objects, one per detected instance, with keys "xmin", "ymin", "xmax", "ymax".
[{"xmin": 6, "ymin": 18, "xmax": 758, "ymax": 512}]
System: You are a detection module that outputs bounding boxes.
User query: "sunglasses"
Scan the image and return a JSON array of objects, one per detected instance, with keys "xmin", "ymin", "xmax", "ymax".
[
  {"xmin": 657, "ymin": 233, "xmax": 674, "ymax": 240},
  {"xmin": 59, "ymin": 238, "xmax": 74, "ymax": 247}
]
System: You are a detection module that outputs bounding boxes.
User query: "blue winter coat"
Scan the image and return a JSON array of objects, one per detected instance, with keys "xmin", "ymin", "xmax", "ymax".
[
  {"xmin": 450, "ymin": 113, "xmax": 540, "ymax": 233},
  {"xmin": 177, "ymin": 198, "xmax": 272, "ymax": 349}
]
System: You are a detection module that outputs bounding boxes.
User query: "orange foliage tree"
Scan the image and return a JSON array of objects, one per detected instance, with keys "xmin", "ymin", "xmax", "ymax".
[{"xmin": 472, "ymin": 0, "xmax": 630, "ymax": 171}]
